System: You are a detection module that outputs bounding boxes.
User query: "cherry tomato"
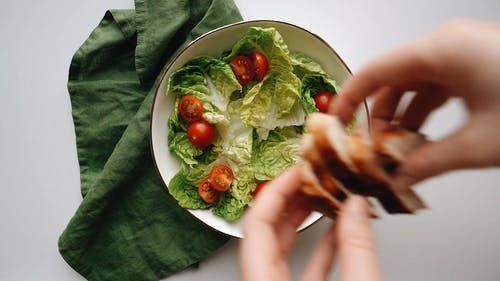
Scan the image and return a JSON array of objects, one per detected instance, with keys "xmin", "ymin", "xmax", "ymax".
[
  {"xmin": 313, "ymin": 91, "xmax": 335, "ymax": 113},
  {"xmin": 209, "ymin": 165, "xmax": 235, "ymax": 192},
  {"xmin": 187, "ymin": 120, "xmax": 216, "ymax": 148},
  {"xmin": 252, "ymin": 51, "xmax": 269, "ymax": 81},
  {"xmin": 178, "ymin": 95, "xmax": 203, "ymax": 123},
  {"xmin": 229, "ymin": 55, "xmax": 255, "ymax": 85},
  {"xmin": 253, "ymin": 181, "xmax": 269, "ymax": 197},
  {"xmin": 198, "ymin": 178, "xmax": 219, "ymax": 203}
]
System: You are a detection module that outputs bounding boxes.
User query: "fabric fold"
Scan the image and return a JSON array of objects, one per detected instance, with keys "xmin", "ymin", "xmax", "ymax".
[
  {"xmin": 59, "ymin": 1, "xmax": 242, "ymax": 280},
  {"xmin": 135, "ymin": 0, "xmax": 242, "ymax": 84}
]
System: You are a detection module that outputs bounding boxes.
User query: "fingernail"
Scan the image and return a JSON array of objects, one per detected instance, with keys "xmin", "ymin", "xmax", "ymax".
[{"xmin": 344, "ymin": 195, "xmax": 368, "ymax": 221}]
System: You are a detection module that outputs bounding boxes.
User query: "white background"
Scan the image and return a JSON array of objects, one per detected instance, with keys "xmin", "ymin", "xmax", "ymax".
[{"xmin": 1, "ymin": 0, "xmax": 500, "ymax": 280}]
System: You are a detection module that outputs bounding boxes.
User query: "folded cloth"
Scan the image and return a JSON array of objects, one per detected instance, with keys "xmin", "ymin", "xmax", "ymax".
[{"xmin": 58, "ymin": 1, "xmax": 242, "ymax": 280}]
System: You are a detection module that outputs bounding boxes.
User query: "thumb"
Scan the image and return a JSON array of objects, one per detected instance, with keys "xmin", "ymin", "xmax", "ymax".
[{"xmin": 338, "ymin": 196, "xmax": 381, "ymax": 281}]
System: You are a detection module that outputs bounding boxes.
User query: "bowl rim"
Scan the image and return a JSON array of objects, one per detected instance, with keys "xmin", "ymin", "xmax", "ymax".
[{"xmin": 149, "ymin": 19, "xmax": 369, "ymax": 238}]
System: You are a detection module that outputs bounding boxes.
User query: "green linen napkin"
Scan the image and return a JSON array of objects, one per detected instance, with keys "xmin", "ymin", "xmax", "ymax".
[{"xmin": 58, "ymin": 1, "xmax": 242, "ymax": 280}]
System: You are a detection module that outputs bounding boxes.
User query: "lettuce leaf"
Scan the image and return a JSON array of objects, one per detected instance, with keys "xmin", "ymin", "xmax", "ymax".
[
  {"xmin": 167, "ymin": 98, "xmax": 203, "ymax": 166},
  {"xmin": 216, "ymin": 100, "xmax": 253, "ymax": 165},
  {"xmin": 166, "ymin": 56, "xmax": 242, "ymax": 166},
  {"xmin": 252, "ymin": 127, "xmax": 302, "ymax": 181},
  {"xmin": 168, "ymin": 133, "xmax": 203, "ymax": 166},
  {"xmin": 291, "ymin": 52, "xmax": 340, "ymax": 113},
  {"xmin": 167, "ymin": 55, "xmax": 241, "ymax": 125},
  {"xmin": 240, "ymin": 70, "xmax": 305, "ymax": 139},
  {"xmin": 300, "ymin": 74, "xmax": 340, "ymax": 113},
  {"xmin": 256, "ymin": 98, "xmax": 306, "ymax": 140},
  {"xmin": 167, "ymin": 164, "xmax": 212, "ymax": 209},
  {"xmin": 290, "ymin": 52, "xmax": 327, "ymax": 79},
  {"xmin": 225, "ymin": 27, "xmax": 307, "ymax": 140},
  {"xmin": 222, "ymin": 27, "xmax": 292, "ymax": 72},
  {"xmin": 210, "ymin": 101, "xmax": 255, "ymax": 221},
  {"xmin": 212, "ymin": 165, "xmax": 255, "ymax": 222}
]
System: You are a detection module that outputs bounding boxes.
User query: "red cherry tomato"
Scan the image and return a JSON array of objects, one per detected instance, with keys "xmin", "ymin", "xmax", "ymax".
[
  {"xmin": 229, "ymin": 55, "xmax": 255, "ymax": 85},
  {"xmin": 187, "ymin": 120, "xmax": 216, "ymax": 148},
  {"xmin": 208, "ymin": 165, "xmax": 235, "ymax": 192},
  {"xmin": 178, "ymin": 95, "xmax": 203, "ymax": 123},
  {"xmin": 253, "ymin": 181, "xmax": 270, "ymax": 197},
  {"xmin": 314, "ymin": 91, "xmax": 335, "ymax": 113},
  {"xmin": 198, "ymin": 178, "xmax": 219, "ymax": 203},
  {"xmin": 252, "ymin": 51, "xmax": 269, "ymax": 81}
]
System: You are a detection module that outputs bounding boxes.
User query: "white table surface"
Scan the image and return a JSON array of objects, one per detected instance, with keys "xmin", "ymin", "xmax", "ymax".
[{"xmin": 1, "ymin": 0, "xmax": 500, "ymax": 280}]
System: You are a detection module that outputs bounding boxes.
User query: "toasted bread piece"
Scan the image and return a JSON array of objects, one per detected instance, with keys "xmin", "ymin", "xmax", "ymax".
[
  {"xmin": 374, "ymin": 126, "xmax": 428, "ymax": 170},
  {"xmin": 347, "ymin": 127, "xmax": 427, "ymax": 213},
  {"xmin": 306, "ymin": 113, "xmax": 367, "ymax": 194},
  {"xmin": 301, "ymin": 133, "xmax": 378, "ymax": 218},
  {"xmin": 300, "ymin": 162, "xmax": 342, "ymax": 218},
  {"xmin": 301, "ymin": 113, "xmax": 427, "ymax": 215},
  {"xmin": 302, "ymin": 134, "xmax": 351, "ymax": 201},
  {"xmin": 306, "ymin": 113, "xmax": 358, "ymax": 173}
]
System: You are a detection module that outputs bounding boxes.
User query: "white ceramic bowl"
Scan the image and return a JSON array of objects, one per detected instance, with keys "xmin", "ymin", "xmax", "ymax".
[{"xmin": 150, "ymin": 20, "xmax": 366, "ymax": 238}]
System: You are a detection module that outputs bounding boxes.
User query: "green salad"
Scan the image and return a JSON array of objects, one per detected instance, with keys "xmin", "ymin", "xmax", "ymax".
[{"xmin": 166, "ymin": 26, "xmax": 341, "ymax": 222}]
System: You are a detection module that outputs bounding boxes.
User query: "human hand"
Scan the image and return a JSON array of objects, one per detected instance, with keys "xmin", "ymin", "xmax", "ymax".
[
  {"xmin": 240, "ymin": 167, "xmax": 381, "ymax": 281},
  {"xmin": 331, "ymin": 19, "xmax": 500, "ymax": 187}
]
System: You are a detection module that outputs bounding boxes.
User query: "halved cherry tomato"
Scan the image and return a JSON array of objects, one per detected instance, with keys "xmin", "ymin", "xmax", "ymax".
[
  {"xmin": 314, "ymin": 91, "xmax": 336, "ymax": 113},
  {"xmin": 198, "ymin": 178, "xmax": 219, "ymax": 203},
  {"xmin": 209, "ymin": 165, "xmax": 234, "ymax": 192},
  {"xmin": 253, "ymin": 180, "xmax": 269, "ymax": 197},
  {"xmin": 252, "ymin": 51, "xmax": 269, "ymax": 81},
  {"xmin": 187, "ymin": 120, "xmax": 216, "ymax": 148},
  {"xmin": 229, "ymin": 55, "xmax": 255, "ymax": 85},
  {"xmin": 178, "ymin": 95, "xmax": 203, "ymax": 123}
]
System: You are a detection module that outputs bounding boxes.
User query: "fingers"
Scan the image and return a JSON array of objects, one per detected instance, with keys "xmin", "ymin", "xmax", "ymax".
[
  {"xmin": 301, "ymin": 197, "xmax": 383, "ymax": 281},
  {"xmin": 242, "ymin": 166, "xmax": 311, "ymax": 260},
  {"xmin": 369, "ymin": 83, "xmax": 449, "ymax": 133},
  {"xmin": 277, "ymin": 200, "xmax": 313, "ymax": 255},
  {"xmin": 330, "ymin": 38, "xmax": 438, "ymax": 124},
  {"xmin": 279, "ymin": 198, "xmax": 312, "ymax": 235},
  {"xmin": 301, "ymin": 223, "xmax": 337, "ymax": 281},
  {"xmin": 245, "ymin": 166, "xmax": 304, "ymax": 226},
  {"xmin": 392, "ymin": 119, "xmax": 487, "ymax": 187},
  {"xmin": 241, "ymin": 166, "xmax": 305, "ymax": 281},
  {"xmin": 369, "ymin": 87, "xmax": 404, "ymax": 134},
  {"xmin": 399, "ymin": 85, "xmax": 449, "ymax": 131},
  {"xmin": 338, "ymin": 196, "xmax": 381, "ymax": 281}
]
